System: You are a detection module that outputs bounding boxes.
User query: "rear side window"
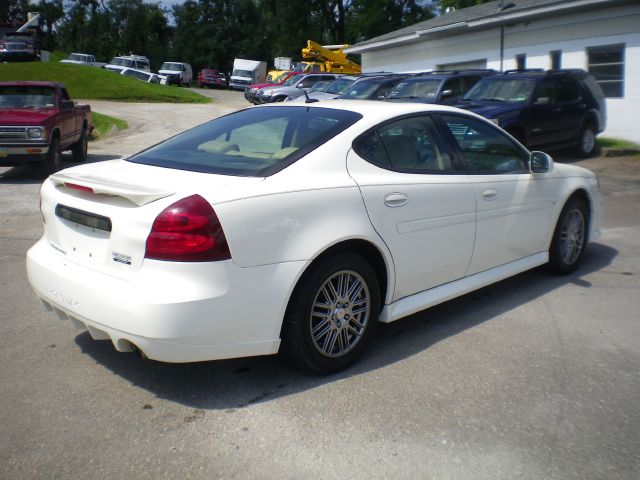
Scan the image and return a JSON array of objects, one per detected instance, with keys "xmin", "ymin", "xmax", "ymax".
[
  {"xmin": 128, "ymin": 106, "xmax": 362, "ymax": 176},
  {"xmin": 354, "ymin": 115, "xmax": 454, "ymax": 173}
]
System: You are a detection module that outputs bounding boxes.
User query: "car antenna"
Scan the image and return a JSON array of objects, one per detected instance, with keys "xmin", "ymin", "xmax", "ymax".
[{"xmin": 304, "ymin": 89, "xmax": 319, "ymax": 104}]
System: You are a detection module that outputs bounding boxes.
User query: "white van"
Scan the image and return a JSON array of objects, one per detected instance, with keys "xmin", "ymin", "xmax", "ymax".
[
  {"xmin": 105, "ymin": 55, "xmax": 150, "ymax": 73},
  {"xmin": 159, "ymin": 62, "xmax": 193, "ymax": 87}
]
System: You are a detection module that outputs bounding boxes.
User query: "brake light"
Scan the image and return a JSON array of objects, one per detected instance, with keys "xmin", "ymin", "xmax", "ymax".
[
  {"xmin": 145, "ymin": 194, "xmax": 231, "ymax": 262},
  {"xmin": 65, "ymin": 182, "xmax": 94, "ymax": 193}
]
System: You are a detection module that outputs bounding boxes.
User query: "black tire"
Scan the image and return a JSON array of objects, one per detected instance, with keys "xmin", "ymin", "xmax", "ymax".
[
  {"xmin": 71, "ymin": 126, "xmax": 88, "ymax": 162},
  {"xmin": 45, "ymin": 136, "xmax": 63, "ymax": 174},
  {"xmin": 548, "ymin": 197, "xmax": 589, "ymax": 275},
  {"xmin": 576, "ymin": 123, "xmax": 597, "ymax": 157},
  {"xmin": 281, "ymin": 252, "xmax": 381, "ymax": 374}
]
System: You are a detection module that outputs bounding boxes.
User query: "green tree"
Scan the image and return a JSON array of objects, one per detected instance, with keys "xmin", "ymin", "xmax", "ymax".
[
  {"xmin": 34, "ymin": 0, "xmax": 64, "ymax": 51},
  {"xmin": 347, "ymin": 0, "xmax": 434, "ymax": 43}
]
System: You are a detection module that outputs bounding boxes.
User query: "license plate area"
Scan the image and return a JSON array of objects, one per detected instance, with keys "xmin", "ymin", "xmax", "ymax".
[{"xmin": 55, "ymin": 204, "xmax": 112, "ymax": 232}]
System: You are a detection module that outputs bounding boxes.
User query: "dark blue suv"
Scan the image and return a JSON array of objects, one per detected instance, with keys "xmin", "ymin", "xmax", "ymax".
[
  {"xmin": 385, "ymin": 69, "xmax": 496, "ymax": 105},
  {"xmin": 456, "ymin": 69, "xmax": 606, "ymax": 157}
]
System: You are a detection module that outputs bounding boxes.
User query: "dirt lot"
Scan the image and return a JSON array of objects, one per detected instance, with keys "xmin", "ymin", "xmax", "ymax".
[
  {"xmin": 1, "ymin": 92, "xmax": 639, "ymax": 480},
  {"xmin": 88, "ymin": 88, "xmax": 248, "ymax": 156}
]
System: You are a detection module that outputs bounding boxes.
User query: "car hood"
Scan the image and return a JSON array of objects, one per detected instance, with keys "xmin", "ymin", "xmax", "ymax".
[
  {"xmin": 0, "ymin": 108, "xmax": 56, "ymax": 125},
  {"xmin": 248, "ymin": 82, "xmax": 278, "ymax": 90},
  {"xmin": 263, "ymin": 86, "xmax": 299, "ymax": 95},
  {"xmin": 455, "ymin": 100, "xmax": 524, "ymax": 119}
]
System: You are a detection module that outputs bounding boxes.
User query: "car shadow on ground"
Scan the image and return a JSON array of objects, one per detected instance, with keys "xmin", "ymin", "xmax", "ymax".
[
  {"xmin": 75, "ymin": 242, "xmax": 618, "ymax": 411},
  {"xmin": 0, "ymin": 154, "xmax": 120, "ymax": 184}
]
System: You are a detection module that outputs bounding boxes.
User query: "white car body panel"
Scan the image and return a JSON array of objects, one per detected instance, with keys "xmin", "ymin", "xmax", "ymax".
[
  {"xmin": 26, "ymin": 101, "xmax": 603, "ymax": 363},
  {"xmin": 347, "ymin": 149, "xmax": 477, "ymax": 300}
]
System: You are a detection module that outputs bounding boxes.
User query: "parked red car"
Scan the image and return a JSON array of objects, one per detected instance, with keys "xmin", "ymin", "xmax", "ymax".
[
  {"xmin": 0, "ymin": 81, "xmax": 91, "ymax": 173},
  {"xmin": 196, "ymin": 69, "xmax": 228, "ymax": 89},
  {"xmin": 244, "ymin": 72, "xmax": 303, "ymax": 104}
]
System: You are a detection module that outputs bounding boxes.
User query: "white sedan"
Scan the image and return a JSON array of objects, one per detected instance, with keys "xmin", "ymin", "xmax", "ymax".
[{"xmin": 26, "ymin": 101, "xmax": 602, "ymax": 373}]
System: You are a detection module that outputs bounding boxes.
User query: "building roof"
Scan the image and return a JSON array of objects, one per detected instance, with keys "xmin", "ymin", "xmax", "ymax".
[{"xmin": 345, "ymin": 0, "xmax": 627, "ymax": 53}]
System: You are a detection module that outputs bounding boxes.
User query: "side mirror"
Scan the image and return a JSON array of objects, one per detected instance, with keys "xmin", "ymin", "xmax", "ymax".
[
  {"xmin": 440, "ymin": 89, "xmax": 454, "ymax": 99},
  {"xmin": 61, "ymin": 99, "xmax": 74, "ymax": 109},
  {"xmin": 530, "ymin": 151, "xmax": 554, "ymax": 173}
]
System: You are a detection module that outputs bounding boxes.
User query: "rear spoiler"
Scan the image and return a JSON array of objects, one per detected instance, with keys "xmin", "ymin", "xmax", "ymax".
[{"xmin": 50, "ymin": 171, "xmax": 174, "ymax": 206}]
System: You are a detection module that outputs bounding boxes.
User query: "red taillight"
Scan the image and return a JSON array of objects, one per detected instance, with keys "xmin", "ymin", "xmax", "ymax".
[
  {"xmin": 145, "ymin": 194, "xmax": 231, "ymax": 262},
  {"xmin": 65, "ymin": 182, "xmax": 94, "ymax": 193}
]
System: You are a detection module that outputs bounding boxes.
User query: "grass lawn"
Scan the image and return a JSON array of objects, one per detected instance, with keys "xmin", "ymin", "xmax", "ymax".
[
  {"xmin": 0, "ymin": 62, "xmax": 209, "ymax": 103},
  {"xmin": 598, "ymin": 137, "xmax": 640, "ymax": 149},
  {"xmin": 90, "ymin": 112, "xmax": 128, "ymax": 139}
]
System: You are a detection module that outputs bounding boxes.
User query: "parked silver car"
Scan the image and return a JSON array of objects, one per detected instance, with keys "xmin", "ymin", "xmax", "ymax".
[{"xmin": 256, "ymin": 73, "xmax": 341, "ymax": 103}]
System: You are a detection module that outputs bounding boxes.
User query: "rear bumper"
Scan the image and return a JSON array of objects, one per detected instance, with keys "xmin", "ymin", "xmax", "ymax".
[{"xmin": 27, "ymin": 238, "xmax": 305, "ymax": 363}]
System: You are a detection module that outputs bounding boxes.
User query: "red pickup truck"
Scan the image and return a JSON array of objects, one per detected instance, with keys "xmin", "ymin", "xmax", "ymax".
[{"xmin": 0, "ymin": 81, "xmax": 91, "ymax": 173}]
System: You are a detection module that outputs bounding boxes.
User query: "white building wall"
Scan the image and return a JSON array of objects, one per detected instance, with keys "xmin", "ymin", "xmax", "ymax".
[{"xmin": 360, "ymin": 4, "xmax": 640, "ymax": 143}]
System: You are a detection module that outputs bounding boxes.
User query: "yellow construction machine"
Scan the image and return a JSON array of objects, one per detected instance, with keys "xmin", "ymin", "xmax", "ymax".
[{"xmin": 266, "ymin": 40, "xmax": 361, "ymax": 82}]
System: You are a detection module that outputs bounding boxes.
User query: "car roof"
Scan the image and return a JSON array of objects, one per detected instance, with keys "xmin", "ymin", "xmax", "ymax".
[
  {"xmin": 486, "ymin": 68, "xmax": 588, "ymax": 80},
  {"xmin": 254, "ymin": 100, "xmax": 500, "ymax": 135},
  {"xmin": 0, "ymin": 81, "xmax": 61, "ymax": 88},
  {"xmin": 410, "ymin": 70, "xmax": 496, "ymax": 80},
  {"xmin": 112, "ymin": 55, "xmax": 148, "ymax": 61},
  {"xmin": 256, "ymin": 99, "xmax": 474, "ymax": 117}
]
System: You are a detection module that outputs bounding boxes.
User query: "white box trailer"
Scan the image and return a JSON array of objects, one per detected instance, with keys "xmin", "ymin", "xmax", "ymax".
[
  {"xmin": 274, "ymin": 57, "xmax": 292, "ymax": 70},
  {"xmin": 229, "ymin": 59, "xmax": 267, "ymax": 91}
]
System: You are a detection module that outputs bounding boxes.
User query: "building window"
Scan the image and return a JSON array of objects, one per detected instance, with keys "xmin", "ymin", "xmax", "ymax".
[
  {"xmin": 550, "ymin": 50, "xmax": 561, "ymax": 70},
  {"xmin": 516, "ymin": 54, "xmax": 526, "ymax": 70},
  {"xmin": 587, "ymin": 44, "xmax": 624, "ymax": 98}
]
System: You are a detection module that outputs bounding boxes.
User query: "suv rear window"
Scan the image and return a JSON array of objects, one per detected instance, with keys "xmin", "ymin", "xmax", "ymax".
[
  {"xmin": 127, "ymin": 106, "xmax": 362, "ymax": 176},
  {"xmin": 388, "ymin": 78, "xmax": 442, "ymax": 100}
]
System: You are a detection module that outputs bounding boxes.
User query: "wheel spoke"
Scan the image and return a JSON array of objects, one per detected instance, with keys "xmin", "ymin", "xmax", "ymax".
[
  {"xmin": 352, "ymin": 305, "xmax": 369, "ymax": 315},
  {"xmin": 312, "ymin": 301, "xmax": 332, "ymax": 316},
  {"xmin": 346, "ymin": 280, "xmax": 364, "ymax": 302},
  {"xmin": 312, "ymin": 319, "xmax": 332, "ymax": 339},
  {"xmin": 322, "ymin": 282, "xmax": 338, "ymax": 304},
  {"xmin": 336, "ymin": 329, "xmax": 345, "ymax": 352}
]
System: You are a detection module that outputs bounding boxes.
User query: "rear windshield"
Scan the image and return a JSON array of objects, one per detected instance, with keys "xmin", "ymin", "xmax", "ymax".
[
  {"xmin": 161, "ymin": 63, "xmax": 183, "ymax": 71},
  {"xmin": 464, "ymin": 78, "xmax": 536, "ymax": 103},
  {"xmin": 338, "ymin": 78, "xmax": 387, "ymax": 99},
  {"xmin": 109, "ymin": 58, "xmax": 131, "ymax": 67},
  {"xmin": 127, "ymin": 106, "xmax": 362, "ymax": 176},
  {"xmin": 387, "ymin": 78, "xmax": 442, "ymax": 100}
]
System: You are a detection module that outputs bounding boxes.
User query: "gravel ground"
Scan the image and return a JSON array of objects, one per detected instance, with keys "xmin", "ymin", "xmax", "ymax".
[{"xmin": 87, "ymin": 88, "xmax": 248, "ymax": 157}]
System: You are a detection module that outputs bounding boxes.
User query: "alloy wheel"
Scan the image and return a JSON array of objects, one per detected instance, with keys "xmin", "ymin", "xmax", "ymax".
[{"xmin": 310, "ymin": 270, "xmax": 371, "ymax": 358}]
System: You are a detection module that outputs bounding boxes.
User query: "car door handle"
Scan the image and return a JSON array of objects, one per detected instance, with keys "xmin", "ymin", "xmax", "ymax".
[
  {"xmin": 384, "ymin": 193, "xmax": 408, "ymax": 208},
  {"xmin": 482, "ymin": 189, "xmax": 499, "ymax": 201}
]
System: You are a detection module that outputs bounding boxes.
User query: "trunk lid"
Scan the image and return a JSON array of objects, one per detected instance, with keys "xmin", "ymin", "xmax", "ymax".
[{"xmin": 41, "ymin": 159, "xmax": 264, "ymax": 278}]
